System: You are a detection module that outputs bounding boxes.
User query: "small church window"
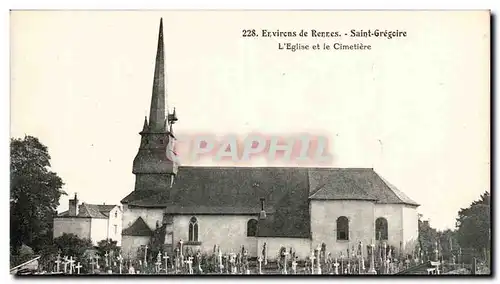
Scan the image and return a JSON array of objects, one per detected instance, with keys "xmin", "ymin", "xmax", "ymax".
[
  {"xmin": 336, "ymin": 216, "xmax": 349, "ymax": 240},
  {"xmin": 115, "ymin": 211, "xmax": 118, "ymax": 218},
  {"xmin": 375, "ymin": 217, "xmax": 388, "ymax": 240},
  {"xmin": 247, "ymin": 219, "xmax": 258, "ymax": 237},
  {"xmin": 189, "ymin": 217, "xmax": 199, "ymax": 242}
]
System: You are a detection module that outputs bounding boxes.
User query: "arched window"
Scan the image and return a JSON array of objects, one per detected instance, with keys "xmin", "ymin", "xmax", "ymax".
[
  {"xmin": 188, "ymin": 217, "xmax": 199, "ymax": 242},
  {"xmin": 114, "ymin": 211, "xmax": 118, "ymax": 218},
  {"xmin": 375, "ymin": 217, "xmax": 388, "ymax": 240},
  {"xmin": 336, "ymin": 216, "xmax": 349, "ymax": 240},
  {"xmin": 247, "ymin": 219, "xmax": 258, "ymax": 237}
]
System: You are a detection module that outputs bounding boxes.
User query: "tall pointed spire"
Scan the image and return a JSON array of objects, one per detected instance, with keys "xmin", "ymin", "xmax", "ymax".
[{"xmin": 149, "ymin": 18, "xmax": 166, "ymax": 132}]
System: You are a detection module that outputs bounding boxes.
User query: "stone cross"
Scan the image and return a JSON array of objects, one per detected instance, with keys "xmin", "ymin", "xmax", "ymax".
[
  {"xmin": 63, "ymin": 256, "xmax": 69, "ymax": 274},
  {"xmin": 368, "ymin": 242, "xmax": 377, "ymax": 274},
  {"xmin": 117, "ymin": 254, "xmax": 123, "ymax": 274},
  {"xmin": 94, "ymin": 255, "xmax": 101, "ymax": 269},
  {"xmin": 128, "ymin": 264, "xmax": 135, "ymax": 274},
  {"xmin": 283, "ymin": 251, "xmax": 289, "ymax": 274},
  {"xmin": 179, "ymin": 240, "xmax": 184, "ymax": 267},
  {"xmin": 310, "ymin": 251, "xmax": 316, "ymax": 274},
  {"xmin": 105, "ymin": 251, "xmax": 109, "ymax": 267},
  {"xmin": 144, "ymin": 245, "xmax": 148, "ymax": 267},
  {"xmin": 75, "ymin": 262, "xmax": 82, "ymax": 274},
  {"xmin": 316, "ymin": 245, "xmax": 322, "ymax": 274},
  {"xmin": 257, "ymin": 256, "xmax": 263, "ymax": 274},
  {"xmin": 155, "ymin": 251, "xmax": 162, "ymax": 273},
  {"xmin": 218, "ymin": 250, "xmax": 224, "ymax": 273},
  {"xmin": 229, "ymin": 253, "xmax": 237, "ymax": 274},
  {"xmin": 185, "ymin": 257, "xmax": 193, "ymax": 274},
  {"xmin": 333, "ymin": 258, "xmax": 339, "ymax": 275},
  {"xmin": 292, "ymin": 258, "xmax": 297, "ymax": 274},
  {"xmin": 163, "ymin": 253, "xmax": 169, "ymax": 274},
  {"xmin": 68, "ymin": 256, "xmax": 75, "ymax": 274},
  {"xmin": 340, "ymin": 252, "xmax": 344, "ymax": 275},
  {"xmin": 347, "ymin": 262, "xmax": 351, "ymax": 274},
  {"xmin": 55, "ymin": 255, "xmax": 61, "ymax": 273},
  {"xmin": 359, "ymin": 241, "xmax": 365, "ymax": 273},
  {"xmin": 383, "ymin": 242, "xmax": 388, "ymax": 274}
]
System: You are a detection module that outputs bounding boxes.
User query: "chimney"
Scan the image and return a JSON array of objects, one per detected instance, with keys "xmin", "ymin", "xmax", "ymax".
[
  {"xmin": 259, "ymin": 198, "xmax": 266, "ymax": 220},
  {"xmin": 68, "ymin": 193, "xmax": 79, "ymax": 216}
]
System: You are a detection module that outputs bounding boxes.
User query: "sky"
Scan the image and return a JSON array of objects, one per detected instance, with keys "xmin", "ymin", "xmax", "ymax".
[{"xmin": 10, "ymin": 11, "xmax": 490, "ymax": 230}]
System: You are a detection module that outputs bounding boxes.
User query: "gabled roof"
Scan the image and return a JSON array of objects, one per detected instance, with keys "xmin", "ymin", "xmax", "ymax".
[
  {"xmin": 307, "ymin": 168, "xmax": 419, "ymax": 206},
  {"xmin": 56, "ymin": 204, "xmax": 119, "ymax": 218},
  {"xmin": 122, "ymin": 217, "xmax": 153, "ymax": 236},
  {"xmin": 120, "ymin": 166, "xmax": 419, "ymax": 238}
]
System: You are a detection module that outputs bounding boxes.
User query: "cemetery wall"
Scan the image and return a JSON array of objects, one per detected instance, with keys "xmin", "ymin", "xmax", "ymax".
[
  {"xmin": 122, "ymin": 235, "xmax": 150, "ymax": 259},
  {"xmin": 256, "ymin": 237, "xmax": 311, "ymax": 260},
  {"xmin": 173, "ymin": 215, "xmax": 259, "ymax": 256},
  {"xmin": 374, "ymin": 204, "xmax": 404, "ymax": 248},
  {"xmin": 310, "ymin": 200, "xmax": 375, "ymax": 257},
  {"xmin": 53, "ymin": 217, "xmax": 91, "ymax": 240}
]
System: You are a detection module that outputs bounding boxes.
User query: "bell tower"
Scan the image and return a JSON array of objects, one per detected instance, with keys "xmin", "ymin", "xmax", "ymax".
[{"xmin": 133, "ymin": 18, "xmax": 178, "ymax": 191}]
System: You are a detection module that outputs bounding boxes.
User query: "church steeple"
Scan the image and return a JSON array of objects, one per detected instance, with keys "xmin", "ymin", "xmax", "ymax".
[
  {"xmin": 132, "ymin": 18, "xmax": 178, "ymax": 191},
  {"xmin": 148, "ymin": 18, "xmax": 166, "ymax": 133}
]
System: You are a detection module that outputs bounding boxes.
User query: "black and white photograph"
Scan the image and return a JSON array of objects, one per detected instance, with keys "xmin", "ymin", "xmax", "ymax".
[{"xmin": 9, "ymin": 10, "xmax": 491, "ymax": 276}]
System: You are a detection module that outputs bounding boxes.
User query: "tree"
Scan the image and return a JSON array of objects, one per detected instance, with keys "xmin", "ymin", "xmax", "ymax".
[
  {"xmin": 456, "ymin": 191, "xmax": 491, "ymax": 253},
  {"xmin": 53, "ymin": 233, "xmax": 93, "ymax": 259},
  {"xmin": 417, "ymin": 215, "xmax": 438, "ymax": 259},
  {"xmin": 97, "ymin": 238, "xmax": 120, "ymax": 258},
  {"xmin": 10, "ymin": 136, "xmax": 66, "ymax": 253}
]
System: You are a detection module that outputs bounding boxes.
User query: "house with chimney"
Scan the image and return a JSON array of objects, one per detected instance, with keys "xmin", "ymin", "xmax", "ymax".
[
  {"xmin": 120, "ymin": 19, "xmax": 420, "ymax": 260},
  {"xmin": 54, "ymin": 194, "xmax": 123, "ymax": 246}
]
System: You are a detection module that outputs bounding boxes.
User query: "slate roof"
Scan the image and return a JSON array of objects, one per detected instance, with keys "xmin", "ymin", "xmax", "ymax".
[
  {"xmin": 56, "ymin": 204, "xmax": 118, "ymax": 218},
  {"xmin": 122, "ymin": 217, "xmax": 153, "ymax": 236},
  {"xmin": 121, "ymin": 167, "xmax": 419, "ymax": 238}
]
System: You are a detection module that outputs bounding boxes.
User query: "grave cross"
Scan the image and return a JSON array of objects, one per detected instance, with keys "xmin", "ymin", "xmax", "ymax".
[
  {"xmin": 63, "ymin": 256, "xmax": 69, "ymax": 274},
  {"xmin": 163, "ymin": 253, "xmax": 169, "ymax": 274},
  {"xmin": 316, "ymin": 245, "xmax": 322, "ymax": 274},
  {"xmin": 105, "ymin": 251, "xmax": 109, "ymax": 267},
  {"xmin": 310, "ymin": 251, "xmax": 316, "ymax": 274},
  {"xmin": 218, "ymin": 250, "xmax": 224, "ymax": 273},
  {"xmin": 368, "ymin": 241, "xmax": 377, "ymax": 274},
  {"xmin": 185, "ymin": 257, "xmax": 194, "ymax": 274},
  {"xmin": 292, "ymin": 258, "xmax": 298, "ymax": 274},
  {"xmin": 340, "ymin": 252, "xmax": 344, "ymax": 275},
  {"xmin": 55, "ymin": 255, "xmax": 62, "ymax": 273},
  {"xmin": 143, "ymin": 245, "xmax": 148, "ymax": 267},
  {"xmin": 179, "ymin": 240, "xmax": 184, "ymax": 267},
  {"xmin": 333, "ymin": 258, "xmax": 339, "ymax": 275},
  {"xmin": 68, "ymin": 256, "xmax": 75, "ymax": 275},
  {"xmin": 283, "ymin": 251, "xmax": 289, "ymax": 274},
  {"xmin": 75, "ymin": 262, "xmax": 82, "ymax": 275},
  {"xmin": 257, "ymin": 256, "xmax": 263, "ymax": 274},
  {"xmin": 117, "ymin": 254, "xmax": 123, "ymax": 274}
]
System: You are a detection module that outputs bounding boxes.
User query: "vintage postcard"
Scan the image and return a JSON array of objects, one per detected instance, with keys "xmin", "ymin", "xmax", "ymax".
[{"xmin": 9, "ymin": 10, "xmax": 490, "ymax": 276}]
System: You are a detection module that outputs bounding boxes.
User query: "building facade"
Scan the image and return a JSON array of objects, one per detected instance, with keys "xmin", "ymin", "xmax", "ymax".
[
  {"xmin": 120, "ymin": 19, "xmax": 420, "ymax": 260},
  {"xmin": 54, "ymin": 194, "xmax": 123, "ymax": 246}
]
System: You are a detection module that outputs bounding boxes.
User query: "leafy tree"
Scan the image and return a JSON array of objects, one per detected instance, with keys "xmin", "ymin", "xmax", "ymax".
[
  {"xmin": 417, "ymin": 215, "xmax": 438, "ymax": 260},
  {"xmin": 10, "ymin": 135, "xmax": 66, "ymax": 253},
  {"xmin": 97, "ymin": 238, "xmax": 120, "ymax": 257},
  {"xmin": 53, "ymin": 233, "xmax": 93, "ymax": 259},
  {"xmin": 456, "ymin": 191, "xmax": 491, "ymax": 253}
]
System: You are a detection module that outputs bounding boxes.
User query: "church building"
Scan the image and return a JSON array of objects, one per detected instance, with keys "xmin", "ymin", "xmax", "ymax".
[{"xmin": 120, "ymin": 19, "xmax": 420, "ymax": 260}]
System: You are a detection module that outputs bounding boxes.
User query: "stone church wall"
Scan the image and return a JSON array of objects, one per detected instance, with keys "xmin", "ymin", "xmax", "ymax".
[
  {"xmin": 310, "ymin": 200, "xmax": 375, "ymax": 257},
  {"xmin": 374, "ymin": 204, "xmax": 404, "ymax": 249},
  {"xmin": 173, "ymin": 215, "xmax": 259, "ymax": 256}
]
